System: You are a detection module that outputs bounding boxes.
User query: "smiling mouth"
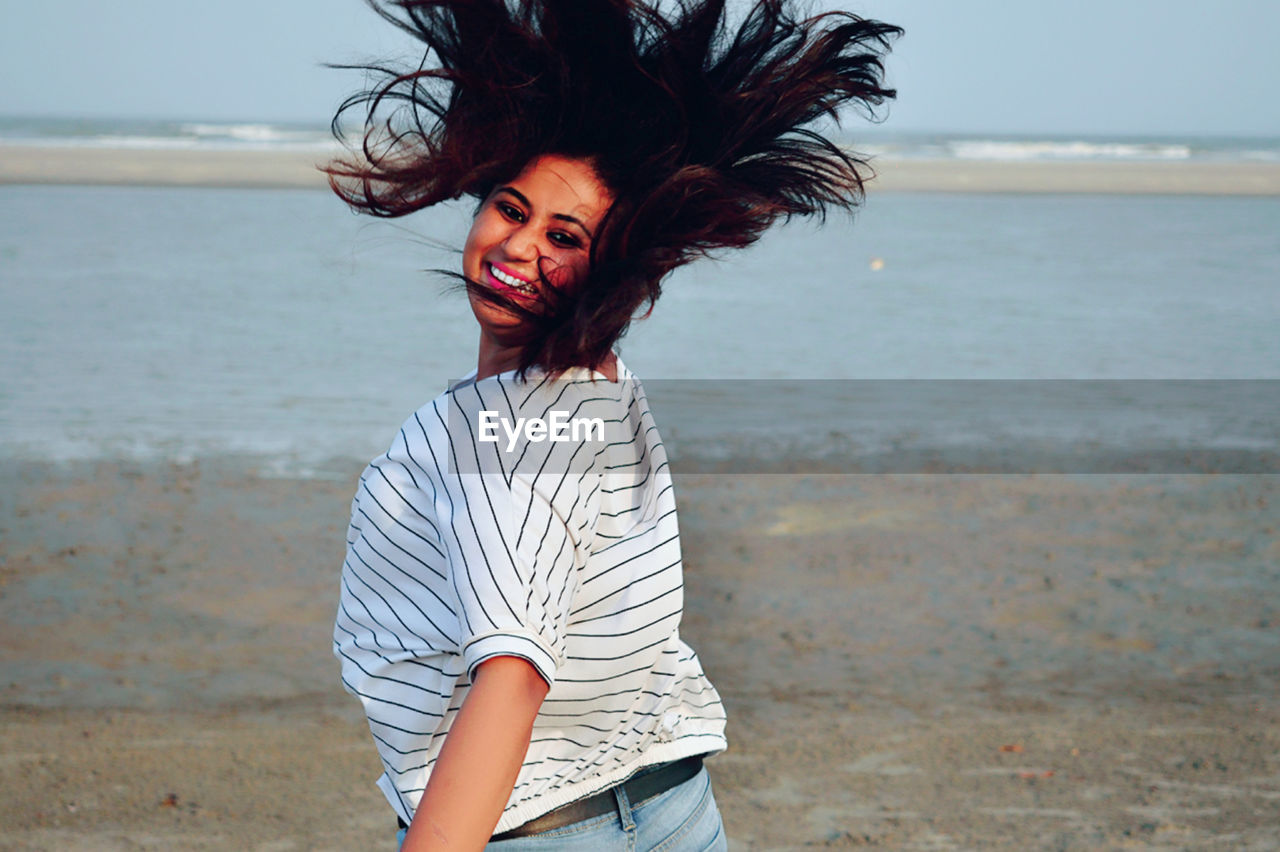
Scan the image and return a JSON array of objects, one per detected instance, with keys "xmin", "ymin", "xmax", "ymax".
[{"xmin": 487, "ymin": 262, "xmax": 536, "ymax": 297}]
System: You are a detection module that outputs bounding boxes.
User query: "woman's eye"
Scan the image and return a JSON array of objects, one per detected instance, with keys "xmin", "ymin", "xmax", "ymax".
[
  {"xmin": 496, "ymin": 201, "xmax": 524, "ymax": 221},
  {"xmin": 549, "ymin": 231, "xmax": 582, "ymax": 249}
]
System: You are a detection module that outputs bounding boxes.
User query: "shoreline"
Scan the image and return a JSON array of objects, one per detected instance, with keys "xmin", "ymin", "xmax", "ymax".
[
  {"xmin": 4, "ymin": 144, "xmax": 1280, "ymax": 194},
  {"xmin": 3, "ymin": 442, "xmax": 1277, "ymax": 478}
]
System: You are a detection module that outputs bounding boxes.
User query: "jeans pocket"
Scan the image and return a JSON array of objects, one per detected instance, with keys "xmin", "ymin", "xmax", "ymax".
[{"xmin": 644, "ymin": 768, "xmax": 727, "ymax": 852}]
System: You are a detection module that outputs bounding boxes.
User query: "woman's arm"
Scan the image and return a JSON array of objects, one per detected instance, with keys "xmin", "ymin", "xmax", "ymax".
[{"xmin": 401, "ymin": 655, "xmax": 551, "ymax": 852}]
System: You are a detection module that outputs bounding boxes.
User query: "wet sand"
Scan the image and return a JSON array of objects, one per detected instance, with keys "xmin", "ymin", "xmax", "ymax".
[
  {"xmin": 4, "ymin": 144, "xmax": 1280, "ymax": 194},
  {"xmin": 1, "ymin": 459, "xmax": 1276, "ymax": 849}
]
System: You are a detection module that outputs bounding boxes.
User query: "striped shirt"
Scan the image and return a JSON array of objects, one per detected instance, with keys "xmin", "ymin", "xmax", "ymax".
[{"xmin": 334, "ymin": 359, "xmax": 727, "ymax": 833}]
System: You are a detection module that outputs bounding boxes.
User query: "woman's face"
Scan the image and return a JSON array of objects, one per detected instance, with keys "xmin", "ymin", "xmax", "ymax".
[{"xmin": 463, "ymin": 154, "xmax": 613, "ymax": 343}]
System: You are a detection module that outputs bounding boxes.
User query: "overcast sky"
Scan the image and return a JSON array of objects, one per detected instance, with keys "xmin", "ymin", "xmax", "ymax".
[{"xmin": 2, "ymin": 0, "xmax": 1278, "ymax": 136}]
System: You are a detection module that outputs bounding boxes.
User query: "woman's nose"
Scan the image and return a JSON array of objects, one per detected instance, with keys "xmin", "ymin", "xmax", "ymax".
[{"xmin": 502, "ymin": 222, "xmax": 541, "ymax": 261}]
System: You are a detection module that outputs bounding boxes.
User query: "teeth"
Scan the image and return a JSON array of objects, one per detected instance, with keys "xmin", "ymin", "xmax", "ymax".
[{"xmin": 489, "ymin": 263, "xmax": 531, "ymax": 290}]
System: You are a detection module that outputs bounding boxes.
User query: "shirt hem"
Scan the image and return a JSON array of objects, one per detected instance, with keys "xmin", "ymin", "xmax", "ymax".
[{"xmin": 492, "ymin": 733, "xmax": 728, "ymax": 834}]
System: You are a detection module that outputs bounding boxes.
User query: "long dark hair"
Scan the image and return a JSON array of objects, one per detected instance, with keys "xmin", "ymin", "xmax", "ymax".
[{"xmin": 326, "ymin": 0, "xmax": 901, "ymax": 375}]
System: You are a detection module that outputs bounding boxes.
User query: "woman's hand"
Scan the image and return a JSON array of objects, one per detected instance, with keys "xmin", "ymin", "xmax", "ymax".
[{"xmin": 401, "ymin": 656, "xmax": 550, "ymax": 851}]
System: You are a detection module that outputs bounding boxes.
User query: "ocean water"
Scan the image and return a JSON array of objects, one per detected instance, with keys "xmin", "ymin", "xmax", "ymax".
[
  {"xmin": 2, "ymin": 184, "xmax": 1278, "ymax": 471},
  {"xmin": 0, "ymin": 116, "xmax": 336, "ymax": 151},
  {"xmin": 5, "ymin": 116, "xmax": 1280, "ymax": 163}
]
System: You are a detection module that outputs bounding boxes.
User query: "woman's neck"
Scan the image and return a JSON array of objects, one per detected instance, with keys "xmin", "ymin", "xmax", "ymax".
[
  {"xmin": 475, "ymin": 336, "xmax": 619, "ymax": 382},
  {"xmin": 475, "ymin": 333, "xmax": 521, "ymax": 381}
]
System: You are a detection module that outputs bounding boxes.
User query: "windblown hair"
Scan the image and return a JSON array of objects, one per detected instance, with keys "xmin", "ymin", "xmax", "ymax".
[{"xmin": 326, "ymin": 0, "xmax": 901, "ymax": 375}]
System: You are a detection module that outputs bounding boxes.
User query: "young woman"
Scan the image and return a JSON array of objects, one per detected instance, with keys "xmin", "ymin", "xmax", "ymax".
[{"xmin": 327, "ymin": 2, "xmax": 899, "ymax": 848}]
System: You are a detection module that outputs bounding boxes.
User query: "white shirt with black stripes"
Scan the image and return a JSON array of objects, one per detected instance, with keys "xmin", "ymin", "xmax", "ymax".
[{"xmin": 334, "ymin": 358, "xmax": 727, "ymax": 833}]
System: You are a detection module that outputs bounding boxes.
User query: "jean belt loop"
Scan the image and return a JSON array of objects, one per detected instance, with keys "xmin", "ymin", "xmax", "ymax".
[{"xmin": 613, "ymin": 782, "xmax": 636, "ymax": 833}]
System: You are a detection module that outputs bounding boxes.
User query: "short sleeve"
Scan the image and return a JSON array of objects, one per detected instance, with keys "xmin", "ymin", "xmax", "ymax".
[{"xmin": 440, "ymin": 374, "xmax": 616, "ymax": 685}]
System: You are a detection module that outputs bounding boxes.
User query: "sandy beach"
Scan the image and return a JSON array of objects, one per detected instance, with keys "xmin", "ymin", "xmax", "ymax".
[
  {"xmin": 1, "ymin": 458, "xmax": 1277, "ymax": 850},
  {"xmin": 4, "ymin": 144, "xmax": 1280, "ymax": 194}
]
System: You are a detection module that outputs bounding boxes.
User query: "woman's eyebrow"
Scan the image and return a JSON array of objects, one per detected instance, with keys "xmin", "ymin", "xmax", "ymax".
[{"xmin": 496, "ymin": 186, "xmax": 593, "ymax": 239}]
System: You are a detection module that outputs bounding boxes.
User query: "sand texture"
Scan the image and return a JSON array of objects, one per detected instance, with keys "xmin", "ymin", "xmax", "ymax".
[
  {"xmin": 1, "ymin": 460, "xmax": 1277, "ymax": 850},
  {"xmin": 4, "ymin": 145, "xmax": 1280, "ymax": 195}
]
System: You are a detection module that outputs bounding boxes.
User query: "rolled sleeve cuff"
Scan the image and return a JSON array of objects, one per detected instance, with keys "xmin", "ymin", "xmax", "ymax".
[{"xmin": 462, "ymin": 630, "xmax": 559, "ymax": 687}]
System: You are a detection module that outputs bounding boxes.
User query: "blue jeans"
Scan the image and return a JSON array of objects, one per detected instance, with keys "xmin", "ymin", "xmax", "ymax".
[{"xmin": 396, "ymin": 765, "xmax": 727, "ymax": 851}]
